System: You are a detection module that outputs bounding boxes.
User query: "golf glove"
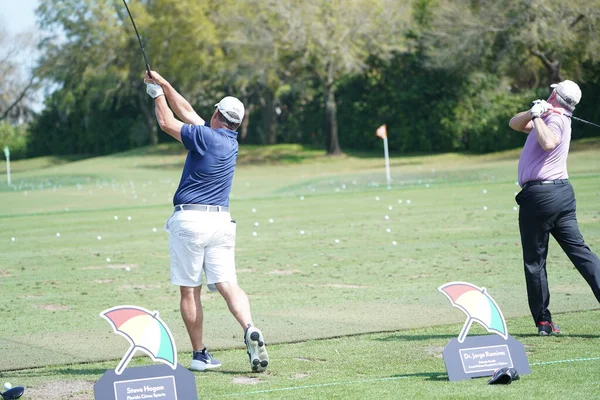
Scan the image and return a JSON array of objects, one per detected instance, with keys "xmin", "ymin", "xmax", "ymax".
[
  {"xmin": 530, "ymin": 99, "xmax": 550, "ymax": 118},
  {"xmin": 146, "ymin": 83, "xmax": 164, "ymax": 99},
  {"xmin": 530, "ymin": 102, "xmax": 545, "ymax": 118}
]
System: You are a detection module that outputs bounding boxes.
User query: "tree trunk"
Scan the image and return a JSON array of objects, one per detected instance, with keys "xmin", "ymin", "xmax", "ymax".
[
  {"xmin": 263, "ymin": 90, "xmax": 277, "ymax": 145},
  {"xmin": 324, "ymin": 59, "xmax": 342, "ymax": 156},
  {"xmin": 0, "ymin": 75, "xmax": 35, "ymax": 122},
  {"xmin": 530, "ymin": 49, "xmax": 563, "ymax": 84},
  {"xmin": 325, "ymin": 83, "xmax": 342, "ymax": 155},
  {"xmin": 240, "ymin": 104, "xmax": 251, "ymax": 143}
]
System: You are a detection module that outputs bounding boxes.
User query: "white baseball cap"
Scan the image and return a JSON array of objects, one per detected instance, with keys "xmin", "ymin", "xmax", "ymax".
[
  {"xmin": 215, "ymin": 96, "xmax": 245, "ymax": 124},
  {"xmin": 550, "ymin": 80, "xmax": 582, "ymax": 106}
]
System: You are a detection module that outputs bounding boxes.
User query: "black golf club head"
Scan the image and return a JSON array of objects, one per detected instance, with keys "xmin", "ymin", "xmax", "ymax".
[
  {"xmin": 0, "ymin": 386, "xmax": 25, "ymax": 400},
  {"xmin": 488, "ymin": 367, "xmax": 520, "ymax": 385}
]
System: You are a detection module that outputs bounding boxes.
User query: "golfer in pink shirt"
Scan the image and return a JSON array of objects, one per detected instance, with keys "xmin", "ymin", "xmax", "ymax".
[{"xmin": 509, "ymin": 80, "xmax": 600, "ymax": 336}]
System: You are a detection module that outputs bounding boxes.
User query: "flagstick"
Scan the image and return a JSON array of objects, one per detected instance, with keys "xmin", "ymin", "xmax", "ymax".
[
  {"xmin": 115, "ymin": 345, "xmax": 137, "ymax": 375},
  {"xmin": 458, "ymin": 318, "xmax": 473, "ymax": 343},
  {"xmin": 383, "ymin": 137, "xmax": 391, "ymax": 185}
]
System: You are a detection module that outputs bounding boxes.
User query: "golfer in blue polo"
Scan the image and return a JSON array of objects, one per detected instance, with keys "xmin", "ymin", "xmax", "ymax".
[{"xmin": 144, "ymin": 71, "xmax": 269, "ymax": 373}]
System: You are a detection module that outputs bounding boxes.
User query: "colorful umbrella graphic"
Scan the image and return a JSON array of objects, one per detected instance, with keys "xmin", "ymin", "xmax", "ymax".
[
  {"xmin": 101, "ymin": 305, "xmax": 177, "ymax": 375},
  {"xmin": 438, "ymin": 282, "xmax": 508, "ymax": 343}
]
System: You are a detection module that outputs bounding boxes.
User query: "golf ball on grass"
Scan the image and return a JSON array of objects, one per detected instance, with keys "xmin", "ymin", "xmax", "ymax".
[
  {"xmin": 252, "ymin": 231, "xmax": 258, "ymax": 236},
  {"xmin": 11, "ymin": 237, "xmax": 15, "ymax": 242},
  {"xmin": 97, "ymin": 236, "xmax": 102, "ymax": 240},
  {"xmin": 56, "ymin": 233, "xmax": 61, "ymax": 237},
  {"xmin": 106, "ymin": 258, "xmax": 111, "ymax": 263},
  {"xmin": 3, "ymin": 382, "xmax": 11, "ymax": 390}
]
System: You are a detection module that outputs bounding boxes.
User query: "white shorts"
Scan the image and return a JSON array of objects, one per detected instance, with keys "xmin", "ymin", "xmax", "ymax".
[{"xmin": 165, "ymin": 209, "xmax": 237, "ymax": 291}]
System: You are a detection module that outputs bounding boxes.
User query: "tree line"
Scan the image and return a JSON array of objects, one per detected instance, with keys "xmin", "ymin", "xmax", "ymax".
[{"xmin": 2, "ymin": 0, "xmax": 600, "ymax": 159}]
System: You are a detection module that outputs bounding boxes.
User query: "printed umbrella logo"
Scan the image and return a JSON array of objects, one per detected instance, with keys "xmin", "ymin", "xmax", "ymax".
[
  {"xmin": 101, "ymin": 305, "xmax": 177, "ymax": 375},
  {"xmin": 438, "ymin": 282, "xmax": 508, "ymax": 343}
]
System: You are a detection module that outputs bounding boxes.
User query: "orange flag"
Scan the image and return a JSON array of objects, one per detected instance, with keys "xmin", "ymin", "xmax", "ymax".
[{"xmin": 376, "ymin": 124, "xmax": 387, "ymax": 139}]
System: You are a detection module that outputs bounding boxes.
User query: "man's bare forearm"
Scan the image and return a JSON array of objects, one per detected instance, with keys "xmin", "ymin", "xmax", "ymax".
[
  {"xmin": 509, "ymin": 111, "xmax": 533, "ymax": 133},
  {"xmin": 162, "ymin": 83, "xmax": 204, "ymax": 125},
  {"xmin": 155, "ymin": 96, "xmax": 184, "ymax": 142}
]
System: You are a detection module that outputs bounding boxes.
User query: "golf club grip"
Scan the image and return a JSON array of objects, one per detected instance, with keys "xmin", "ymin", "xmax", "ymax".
[{"xmin": 122, "ymin": 0, "xmax": 153, "ymax": 79}]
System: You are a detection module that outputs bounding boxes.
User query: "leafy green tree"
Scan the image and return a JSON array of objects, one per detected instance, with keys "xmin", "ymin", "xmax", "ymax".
[
  {"xmin": 33, "ymin": 0, "xmax": 225, "ymax": 153},
  {"xmin": 425, "ymin": 0, "xmax": 600, "ymax": 86},
  {"xmin": 272, "ymin": 0, "xmax": 410, "ymax": 155},
  {"xmin": 0, "ymin": 26, "xmax": 39, "ymax": 123}
]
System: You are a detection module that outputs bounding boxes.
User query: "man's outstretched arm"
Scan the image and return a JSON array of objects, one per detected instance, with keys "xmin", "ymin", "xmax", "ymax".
[
  {"xmin": 509, "ymin": 110, "xmax": 534, "ymax": 134},
  {"xmin": 148, "ymin": 71, "xmax": 205, "ymax": 126},
  {"xmin": 146, "ymin": 82, "xmax": 184, "ymax": 142}
]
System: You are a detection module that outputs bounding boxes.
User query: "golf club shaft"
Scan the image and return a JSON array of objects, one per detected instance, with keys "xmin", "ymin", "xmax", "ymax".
[
  {"xmin": 570, "ymin": 115, "xmax": 600, "ymax": 129},
  {"xmin": 122, "ymin": 0, "xmax": 153, "ymax": 79}
]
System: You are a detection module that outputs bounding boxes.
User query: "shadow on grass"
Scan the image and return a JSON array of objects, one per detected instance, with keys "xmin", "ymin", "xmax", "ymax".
[
  {"xmin": 374, "ymin": 334, "xmax": 458, "ymax": 342},
  {"xmin": 210, "ymin": 370, "xmax": 260, "ymax": 376},
  {"xmin": 513, "ymin": 333, "xmax": 600, "ymax": 339},
  {"xmin": 392, "ymin": 372, "xmax": 448, "ymax": 382},
  {"xmin": 4, "ymin": 367, "xmax": 108, "ymax": 378}
]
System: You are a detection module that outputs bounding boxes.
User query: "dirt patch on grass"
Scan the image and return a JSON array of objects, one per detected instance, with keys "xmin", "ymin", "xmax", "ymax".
[
  {"xmin": 119, "ymin": 284, "xmax": 161, "ymax": 290},
  {"xmin": 295, "ymin": 357, "xmax": 327, "ymax": 363},
  {"xmin": 324, "ymin": 283, "xmax": 366, "ymax": 289},
  {"xmin": 269, "ymin": 269, "xmax": 302, "ymax": 275},
  {"xmin": 423, "ymin": 346, "xmax": 444, "ymax": 358},
  {"xmin": 19, "ymin": 294, "xmax": 42, "ymax": 299},
  {"xmin": 232, "ymin": 376, "xmax": 263, "ymax": 385},
  {"xmin": 26, "ymin": 380, "xmax": 93, "ymax": 399},
  {"xmin": 0, "ymin": 270, "xmax": 13, "ymax": 277},
  {"xmin": 237, "ymin": 268, "xmax": 257, "ymax": 273},
  {"xmin": 95, "ymin": 279, "xmax": 114, "ymax": 284},
  {"xmin": 292, "ymin": 373, "xmax": 310, "ymax": 379},
  {"xmin": 407, "ymin": 274, "xmax": 435, "ymax": 280},
  {"xmin": 36, "ymin": 304, "xmax": 71, "ymax": 311},
  {"xmin": 81, "ymin": 264, "xmax": 138, "ymax": 271}
]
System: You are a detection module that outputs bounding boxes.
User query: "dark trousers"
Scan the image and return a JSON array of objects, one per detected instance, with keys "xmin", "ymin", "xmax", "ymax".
[{"xmin": 516, "ymin": 182, "xmax": 600, "ymax": 326}]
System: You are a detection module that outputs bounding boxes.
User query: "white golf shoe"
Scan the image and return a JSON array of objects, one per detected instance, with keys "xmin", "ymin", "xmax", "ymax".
[{"xmin": 245, "ymin": 326, "xmax": 269, "ymax": 372}]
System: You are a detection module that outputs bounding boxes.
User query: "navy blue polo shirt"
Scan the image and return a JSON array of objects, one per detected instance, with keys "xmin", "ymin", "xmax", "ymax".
[{"xmin": 173, "ymin": 122, "xmax": 238, "ymax": 207}]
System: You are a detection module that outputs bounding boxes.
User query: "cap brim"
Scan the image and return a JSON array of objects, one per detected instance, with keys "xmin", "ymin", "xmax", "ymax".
[{"xmin": 550, "ymin": 84, "xmax": 558, "ymax": 88}]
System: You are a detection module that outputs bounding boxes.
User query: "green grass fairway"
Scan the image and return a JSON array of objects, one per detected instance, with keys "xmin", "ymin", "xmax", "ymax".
[{"xmin": 1, "ymin": 141, "xmax": 599, "ymax": 398}]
